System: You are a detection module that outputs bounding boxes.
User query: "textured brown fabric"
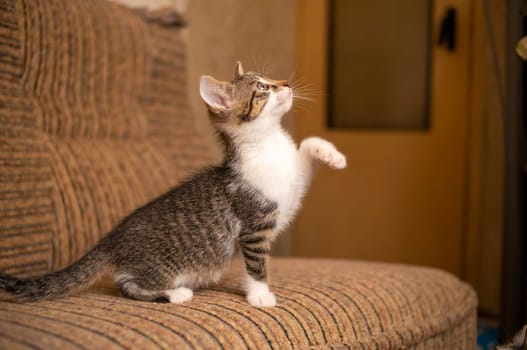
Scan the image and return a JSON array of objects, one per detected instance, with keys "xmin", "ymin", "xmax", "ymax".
[
  {"xmin": 0, "ymin": 0, "xmax": 478, "ymax": 348},
  {"xmin": 0, "ymin": 0, "xmax": 211, "ymax": 277},
  {"xmin": 0, "ymin": 259, "xmax": 477, "ymax": 349}
]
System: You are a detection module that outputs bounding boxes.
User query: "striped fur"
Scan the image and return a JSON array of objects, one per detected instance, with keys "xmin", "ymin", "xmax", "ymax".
[{"xmin": 0, "ymin": 247, "xmax": 110, "ymax": 302}]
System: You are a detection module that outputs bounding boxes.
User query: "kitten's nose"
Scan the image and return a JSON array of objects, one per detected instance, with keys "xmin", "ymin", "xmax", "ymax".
[{"xmin": 280, "ymin": 81, "xmax": 290, "ymax": 87}]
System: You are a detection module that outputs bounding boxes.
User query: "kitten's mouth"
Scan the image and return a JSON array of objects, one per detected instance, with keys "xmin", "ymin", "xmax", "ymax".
[{"xmin": 277, "ymin": 89, "xmax": 293, "ymax": 105}]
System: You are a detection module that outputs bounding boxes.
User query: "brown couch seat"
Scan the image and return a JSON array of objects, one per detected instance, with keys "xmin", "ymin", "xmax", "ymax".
[{"xmin": 0, "ymin": 258, "xmax": 477, "ymax": 349}]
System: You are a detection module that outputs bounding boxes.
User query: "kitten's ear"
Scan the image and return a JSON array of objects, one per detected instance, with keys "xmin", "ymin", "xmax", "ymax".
[
  {"xmin": 200, "ymin": 76, "xmax": 233, "ymax": 113},
  {"xmin": 234, "ymin": 61, "xmax": 244, "ymax": 79}
]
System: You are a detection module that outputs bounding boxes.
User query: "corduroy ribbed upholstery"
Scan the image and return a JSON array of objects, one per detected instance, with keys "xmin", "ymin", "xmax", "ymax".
[
  {"xmin": 0, "ymin": 259, "xmax": 477, "ymax": 350},
  {"xmin": 0, "ymin": 0, "xmax": 210, "ymax": 277},
  {"xmin": 0, "ymin": 0, "xmax": 478, "ymax": 349}
]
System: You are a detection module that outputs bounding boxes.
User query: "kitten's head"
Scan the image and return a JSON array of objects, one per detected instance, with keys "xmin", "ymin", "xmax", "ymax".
[{"xmin": 199, "ymin": 61, "xmax": 292, "ymax": 135}]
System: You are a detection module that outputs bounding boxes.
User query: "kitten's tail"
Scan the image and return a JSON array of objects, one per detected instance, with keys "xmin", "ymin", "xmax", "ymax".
[{"xmin": 0, "ymin": 246, "xmax": 112, "ymax": 302}]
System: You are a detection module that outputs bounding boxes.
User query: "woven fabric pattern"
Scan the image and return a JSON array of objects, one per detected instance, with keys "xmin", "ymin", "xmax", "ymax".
[
  {"xmin": 0, "ymin": 259, "xmax": 477, "ymax": 349},
  {"xmin": 0, "ymin": 0, "xmax": 211, "ymax": 277}
]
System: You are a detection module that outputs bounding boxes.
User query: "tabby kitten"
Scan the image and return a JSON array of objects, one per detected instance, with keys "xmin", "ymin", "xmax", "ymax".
[{"xmin": 0, "ymin": 62, "xmax": 346, "ymax": 307}]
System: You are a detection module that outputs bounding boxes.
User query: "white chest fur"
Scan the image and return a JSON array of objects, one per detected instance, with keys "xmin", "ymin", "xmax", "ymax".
[{"xmin": 238, "ymin": 128, "xmax": 309, "ymax": 232}]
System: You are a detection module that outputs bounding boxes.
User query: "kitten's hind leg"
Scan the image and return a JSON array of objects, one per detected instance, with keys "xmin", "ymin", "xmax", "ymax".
[
  {"xmin": 117, "ymin": 279, "xmax": 169, "ymax": 303},
  {"xmin": 116, "ymin": 275, "xmax": 193, "ymax": 304},
  {"xmin": 165, "ymin": 287, "xmax": 193, "ymax": 304}
]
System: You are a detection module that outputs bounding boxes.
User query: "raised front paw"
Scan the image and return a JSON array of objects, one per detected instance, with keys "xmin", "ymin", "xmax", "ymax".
[
  {"xmin": 314, "ymin": 145, "xmax": 347, "ymax": 169},
  {"xmin": 302, "ymin": 137, "xmax": 347, "ymax": 169},
  {"xmin": 247, "ymin": 290, "xmax": 277, "ymax": 307}
]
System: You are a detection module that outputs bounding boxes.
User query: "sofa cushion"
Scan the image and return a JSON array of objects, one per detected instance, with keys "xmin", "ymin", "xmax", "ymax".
[
  {"xmin": 0, "ymin": 258, "xmax": 477, "ymax": 349},
  {"xmin": 0, "ymin": 0, "xmax": 211, "ymax": 277}
]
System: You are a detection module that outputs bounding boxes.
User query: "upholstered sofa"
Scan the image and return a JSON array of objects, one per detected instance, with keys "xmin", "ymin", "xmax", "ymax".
[{"xmin": 0, "ymin": 0, "xmax": 477, "ymax": 348}]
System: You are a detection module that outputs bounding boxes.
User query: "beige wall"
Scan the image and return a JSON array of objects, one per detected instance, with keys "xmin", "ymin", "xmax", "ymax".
[{"xmin": 187, "ymin": 0, "xmax": 296, "ymax": 255}]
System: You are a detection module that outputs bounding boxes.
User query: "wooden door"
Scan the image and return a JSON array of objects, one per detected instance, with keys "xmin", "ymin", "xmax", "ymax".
[{"xmin": 293, "ymin": 0, "xmax": 472, "ymax": 276}]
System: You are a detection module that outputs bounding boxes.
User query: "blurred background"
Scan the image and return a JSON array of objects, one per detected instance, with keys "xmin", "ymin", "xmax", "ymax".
[{"xmin": 186, "ymin": 0, "xmax": 526, "ymax": 347}]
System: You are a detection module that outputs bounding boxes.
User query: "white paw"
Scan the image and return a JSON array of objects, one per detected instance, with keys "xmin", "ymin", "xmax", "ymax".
[
  {"xmin": 301, "ymin": 137, "xmax": 347, "ymax": 169},
  {"xmin": 247, "ymin": 291, "xmax": 277, "ymax": 307},
  {"xmin": 315, "ymin": 147, "xmax": 346, "ymax": 169},
  {"xmin": 312, "ymin": 144, "xmax": 346, "ymax": 170},
  {"xmin": 166, "ymin": 287, "xmax": 193, "ymax": 304}
]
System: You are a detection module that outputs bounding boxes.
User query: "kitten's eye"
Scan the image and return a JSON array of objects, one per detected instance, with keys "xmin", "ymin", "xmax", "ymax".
[{"xmin": 256, "ymin": 82, "xmax": 268, "ymax": 91}]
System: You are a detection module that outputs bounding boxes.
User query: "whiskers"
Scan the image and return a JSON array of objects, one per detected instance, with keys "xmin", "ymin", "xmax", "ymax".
[
  {"xmin": 289, "ymin": 76, "xmax": 325, "ymax": 112},
  {"xmin": 248, "ymin": 53, "xmax": 276, "ymax": 77},
  {"xmin": 261, "ymin": 64, "xmax": 275, "ymax": 76}
]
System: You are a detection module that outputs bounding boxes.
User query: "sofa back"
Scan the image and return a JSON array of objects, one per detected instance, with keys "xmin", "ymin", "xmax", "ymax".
[{"xmin": 0, "ymin": 0, "xmax": 211, "ymax": 276}]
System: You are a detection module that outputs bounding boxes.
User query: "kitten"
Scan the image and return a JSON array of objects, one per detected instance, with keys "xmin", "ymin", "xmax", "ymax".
[{"xmin": 0, "ymin": 62, "xmax": 346, "ymax": 307}]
